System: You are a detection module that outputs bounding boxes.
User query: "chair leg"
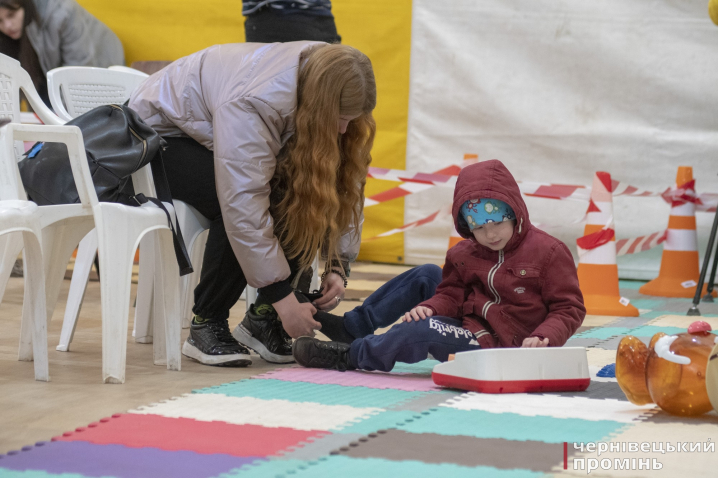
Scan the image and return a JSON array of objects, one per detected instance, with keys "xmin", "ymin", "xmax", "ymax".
[
  {"xmin": 96, "ymin": 227, "xmax": 136, "ymax": 385},
  {"xmin": 0, "ymin": 232, "xmax": 23, "ymax": 303},
  {"xmin": 41, "ymin": 223, "xmax": 93, "ymax": 327},
  {"xmin": 57, "ymin": 230, "xmax": 97, "ymax": 352},
  {"xmin": 133, "ymin": 235, "xmax": 154, "ymax": 344},
  {"xmin": 19, "ymin": 231, "xmax": 49, "ymax": 381},
  {"xmin": 153, "ymin": 229, "xmax": 181, "ymax": 371}
]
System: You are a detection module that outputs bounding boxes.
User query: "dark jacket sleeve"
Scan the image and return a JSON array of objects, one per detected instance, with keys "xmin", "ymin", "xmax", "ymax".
[
  {"xmin": 418, "ymin": 251, "xmax": 467, "ymax": 318},
  {"xmin": 531, "ymin": 242, "xmax": 586, "ymax": 346}
]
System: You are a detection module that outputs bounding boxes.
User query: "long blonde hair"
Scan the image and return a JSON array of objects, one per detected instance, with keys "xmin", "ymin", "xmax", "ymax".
[{"xmin": 273, "ymin": 44, "xmax": 376, "ymax": 269}]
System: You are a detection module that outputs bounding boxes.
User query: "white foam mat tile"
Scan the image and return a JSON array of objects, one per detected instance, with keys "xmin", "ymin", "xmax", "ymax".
[
  {"xmin": 646, "ymin": 315, "xmax": 718, "ymax": 329},
  {"xmin": 583, "ymin": 316, "xmax": 624, "ymax": 327},
  {"xmin": 587, "ymin": 348, "xmax": 618, "ymax": 367},
  {"xmin": 129, "ymin": 394, "xmax": 382, "ymax": 431},
  {"xmin": 443, "ymin": 392, "xmax": 656, "ymax": 423}
]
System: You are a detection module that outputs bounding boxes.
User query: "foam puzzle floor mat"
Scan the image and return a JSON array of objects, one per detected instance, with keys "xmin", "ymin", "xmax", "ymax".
[{"xmin": 2, "ymin": 281, "xmax": 718, "ymax": 477}]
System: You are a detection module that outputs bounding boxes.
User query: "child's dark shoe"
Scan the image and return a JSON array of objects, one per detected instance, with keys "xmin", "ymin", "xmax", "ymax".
[{"xmin": 292, "ymin": 337, "xmax": 355, "ymax": 371}]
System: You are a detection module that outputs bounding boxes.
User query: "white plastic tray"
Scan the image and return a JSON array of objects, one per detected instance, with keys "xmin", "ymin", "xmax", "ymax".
[{"xmin": 432, "ymin": 347, "xmax": 590, "ymax": 393}]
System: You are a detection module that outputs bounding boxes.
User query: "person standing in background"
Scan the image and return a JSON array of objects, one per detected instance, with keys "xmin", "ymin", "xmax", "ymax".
[
  {"xmin": 243, "ymin": 0, "xmax": 341, "ymax": 44},
  {"xmin": 0, "ymin": 0, "xmax": 124, "ymax": 105}
]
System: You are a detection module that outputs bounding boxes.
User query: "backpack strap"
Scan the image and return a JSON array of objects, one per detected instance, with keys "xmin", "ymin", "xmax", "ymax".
[{"xmin": 131, "ymin": 150, "xmax": 194, "ymax": 276}]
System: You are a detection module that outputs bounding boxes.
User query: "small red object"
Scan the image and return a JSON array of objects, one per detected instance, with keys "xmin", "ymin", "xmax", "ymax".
[{"xmin": 688, "ymin": 321, "xmax": 712, "ymax": 335}]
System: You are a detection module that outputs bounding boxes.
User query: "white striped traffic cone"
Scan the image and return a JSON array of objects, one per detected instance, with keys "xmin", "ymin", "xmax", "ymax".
[
  {"xmin": 640, "ymin": 167, "xmax": 715, "ymax": 298},
  {"xmin": 576, "ymin": 172, "xmax": 639, "ymax": 316}
]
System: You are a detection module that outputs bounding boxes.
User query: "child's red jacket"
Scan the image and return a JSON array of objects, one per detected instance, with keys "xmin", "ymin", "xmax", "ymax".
[{"xmin": 419, "ymin": 160, "xmax": 585, "ymax": 348}]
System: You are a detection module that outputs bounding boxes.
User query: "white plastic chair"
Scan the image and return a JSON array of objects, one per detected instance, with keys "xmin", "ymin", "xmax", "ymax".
[
  {"xmin": 46, "ymin": 66, "xmax": 148, "ymax": 123},
  {"xmin": 5, "ymin": 122, "xmax": 182, "ymax": 383},
  {"xmin": 0, "ymin": 127, "xmax": 50, "ymax": 381},
  {"xmin": 0, "ymin": 55, "xmax": 63, "ymax": 307},
  {"xmin": 44, "ymin": 66, "xmax": 211, "ymax": 348}
]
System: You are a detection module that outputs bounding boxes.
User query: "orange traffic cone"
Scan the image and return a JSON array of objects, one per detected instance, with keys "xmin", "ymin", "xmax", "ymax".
[
  {"xmin": 640, "ymin": 167, "xmax": 715, "ymax": 298},
  {"xmin": 576, "ymin": 172, "xmax": 639, "ymax": 316}
]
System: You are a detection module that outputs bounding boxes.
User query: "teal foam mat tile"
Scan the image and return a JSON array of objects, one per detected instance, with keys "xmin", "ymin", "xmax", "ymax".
[
  {"xmin": 388, "ymin": 360, "xmax": 440, "ymax": 374},
  {"xmin": 571, "ymin": 327, "xmax": 630, "ymax": 339},
  {"xmin": 235, "ymin": 456, "xmax": 545, "ymax": 478},
  {"xmin": 333, "ymin": 410, "xmax": 430, "ymax": 435},
  {"xmin": 214, "ymin": 459, "xmax": 305, "ymax": 478},
  {"xmin": 628, "ymin": 299, "xmax": 666, "ymax": 310},
  {"xmin": 0, "ymin": 471, "xmax": 90, "ymax": 478},
  {"xmin": 626, "ymin": 325, "xmax": 688, "ymax": 336},
  {"xmin": 195, "ymin": 379, "xmax": 429, "ymax": 408},
  {"xmin": 397, "ymin": 407, "xmax": 627, "ymax": 444},
  {"xmin": 618, "ymin": 280, "xmax": 646, "ymax": 290}
]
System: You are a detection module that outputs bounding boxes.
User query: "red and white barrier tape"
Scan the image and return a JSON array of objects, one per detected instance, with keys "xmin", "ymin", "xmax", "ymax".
[
  {"xmin": 363, "ymin": 157, "xmax": 715, "ymax": 244},
  {"xmin": 363, "ymin": 205, "xmax": 452, "ymax": 241},
  {"xmin": 616, "ymin": 230, "xmax": 668, "ymax": 257},
  {"xmin": 366, "ymin": 165, "xmax": 715, "ymax": 210}
]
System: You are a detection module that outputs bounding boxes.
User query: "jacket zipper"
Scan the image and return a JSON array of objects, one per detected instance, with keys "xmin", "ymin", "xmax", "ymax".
[
  {"xmin": 109, "ymin": 104, "xmax": 148, "ymax": 167},
  {"xmin": 481, "ymin": 249, "xmax": 504, "ymax": 317}
]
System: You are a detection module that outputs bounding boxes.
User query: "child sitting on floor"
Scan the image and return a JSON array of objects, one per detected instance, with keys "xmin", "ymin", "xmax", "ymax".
[{"xmin": 292, "ymin": 159, "xmax": 586, "ymax": 371}]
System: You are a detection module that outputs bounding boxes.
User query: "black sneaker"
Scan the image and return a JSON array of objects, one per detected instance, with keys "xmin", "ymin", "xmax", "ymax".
[
  {"xmin": 182, "ymin": 320, "xmax": 252, "ymax": 367},
  {"xmin": 292, "ymin": 337, "xmax": 355, "ymax": 371},
  {"xmin": 232, "ymin": 304, "xmax": 294, "ymax": 364}
]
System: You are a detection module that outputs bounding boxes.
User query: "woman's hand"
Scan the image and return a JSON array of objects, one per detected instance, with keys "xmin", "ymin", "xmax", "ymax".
[
  {"xmin": 521, "ymin": 337, "xmax": 549, "ymax": 348},
  {"xmin": 313, "ymin": 272, "xmax": 346, "ymax": 312},
  {"xmin": 273, "ymin": 293, "xmax": 320, "ymax": 338},
  {"xmin": 402, "ymin": 306, "xmax": 434, "ymax": 322}
]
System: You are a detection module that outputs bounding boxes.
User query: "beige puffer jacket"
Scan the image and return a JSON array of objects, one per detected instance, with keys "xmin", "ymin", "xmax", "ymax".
[{"xmin": 129, "ymin": 42, "xmax": 362, "ymax": 296}]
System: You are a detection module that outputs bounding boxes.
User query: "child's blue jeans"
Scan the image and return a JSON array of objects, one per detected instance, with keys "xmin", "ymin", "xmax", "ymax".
[{"xmin": 342, "ymin": 264, "xmax": 483, "ymax": 372}]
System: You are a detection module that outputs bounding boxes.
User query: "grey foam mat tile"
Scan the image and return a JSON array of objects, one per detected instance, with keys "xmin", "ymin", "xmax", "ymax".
[
  {"xmin": 541, "ymin": 380, "xmax": 629, "ymax": 401},
  {"xmin": 387, "ymin": 391, "xmax": 461, "ymax": 412},
  {"xmin": 640, "ymin": 410, "xmax": 718, "ymax": 426},
  {"xmin": 604, "ymin": 317, "xmax": 656, "ymax": 328},
  {"xmin": 595, "ymin": 336, "xmax": 650, "ymax": 350},
  {"xmin": 276, "ymin": 433, "xmax": 366, "ymax": 461},
  {"xmin": 564, "ymin": 337, "xmax": 607, "ymax": 348},
  {"xmin": 333, "ymin": 429, "xmax": 570, "ymax": 472}
]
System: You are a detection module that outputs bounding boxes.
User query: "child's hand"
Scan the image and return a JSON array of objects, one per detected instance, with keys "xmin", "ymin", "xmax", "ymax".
[
  {"xmin": 521, "ymin": 337, "xmax": 549, "ymax": 348},
  {"xmin": 403, "ymin": 306, "xmax": 434, "ymax": 322}
]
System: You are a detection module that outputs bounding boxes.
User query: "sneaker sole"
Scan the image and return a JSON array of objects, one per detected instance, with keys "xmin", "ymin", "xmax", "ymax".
[
  {"xmin": 232, "ymin": 324, "xmax": 295, "ymax": 364},
  {"xmin": 181, "ymin": 340, "xmax": 252, "ymax": 367}
]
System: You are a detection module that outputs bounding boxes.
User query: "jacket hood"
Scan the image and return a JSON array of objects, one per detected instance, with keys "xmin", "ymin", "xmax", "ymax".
[{"xmin": 453, "ymin": 159, "xmax": 531, "ymax": 252}]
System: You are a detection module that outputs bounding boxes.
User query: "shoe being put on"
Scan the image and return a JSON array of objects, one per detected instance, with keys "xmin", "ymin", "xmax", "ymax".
[
  {"xmin": 232, "ymin": 303, "xmax": 294, "ymax": 363},
  {"xmin": 182, "ymin": 317, "xmax": 252, "ymax": 367},
  {"xmin": 292, "ymin": 336, "xmax": 355, "ymax": 371}
]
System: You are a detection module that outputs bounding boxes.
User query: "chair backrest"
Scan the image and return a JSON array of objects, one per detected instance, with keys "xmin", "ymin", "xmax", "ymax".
[
  {"xmin": 0, "ymin": 53, "xmax": 63, "ymax": 126},
  {"xmin": 46, "ymin": 66, "xmax": 149, "ymax": 122}
]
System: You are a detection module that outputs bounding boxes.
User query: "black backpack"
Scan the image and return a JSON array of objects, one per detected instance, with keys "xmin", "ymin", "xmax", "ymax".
[{"xmin": 18, "ymin": 104, "xmax": 193, "ymax": 276}]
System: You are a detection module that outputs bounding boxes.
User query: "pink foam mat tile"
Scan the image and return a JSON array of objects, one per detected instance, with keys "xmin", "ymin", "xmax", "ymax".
[{"xmin": 253, "ymin": 367, "xmax": 443, "ymax": 392}]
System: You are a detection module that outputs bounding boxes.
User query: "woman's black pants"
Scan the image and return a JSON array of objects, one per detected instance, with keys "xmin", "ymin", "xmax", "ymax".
[{"xmin": 159, "ymin": 137, "xmax": 303, "ymax": 322}]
